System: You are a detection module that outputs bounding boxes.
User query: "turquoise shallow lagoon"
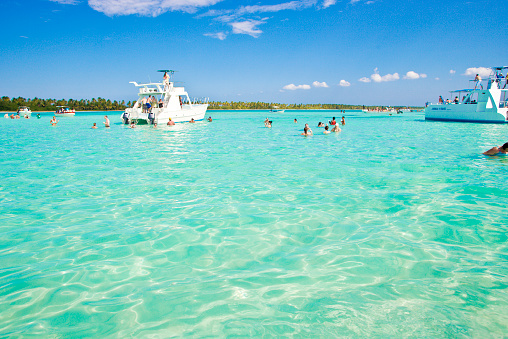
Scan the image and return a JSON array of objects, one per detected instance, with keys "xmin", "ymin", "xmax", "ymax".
[{"xmin": 1, "ymin": 110, "xmax": 507, "ymax": 337}]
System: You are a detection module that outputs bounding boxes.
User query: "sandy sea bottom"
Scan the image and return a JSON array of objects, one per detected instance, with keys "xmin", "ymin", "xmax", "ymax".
[{"xmin": 0, "ymin": 110, "xmax": 507, "ymax": 337}]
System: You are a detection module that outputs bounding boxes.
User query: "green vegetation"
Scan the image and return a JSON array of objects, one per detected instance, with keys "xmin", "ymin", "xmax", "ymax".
[
  {"xmin": 208, "ymin": 101, "xmax": 420, "ymax": 110},
  {"xmin": 0, "ymin": 96, "xmax": 131, "ymax": 112},
  {"xmin": 1, "ymin": 96, "xmax": 421, "ymax": 112}
]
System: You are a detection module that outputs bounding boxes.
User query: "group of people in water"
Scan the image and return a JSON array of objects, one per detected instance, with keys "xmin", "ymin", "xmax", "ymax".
[
  {"xmin": 4, "ymin": 113, "xmax": 41, "ymax": 119},
  {"xmin": 264, "ymin": 116, "xmax": 345, "ymax": 136}
]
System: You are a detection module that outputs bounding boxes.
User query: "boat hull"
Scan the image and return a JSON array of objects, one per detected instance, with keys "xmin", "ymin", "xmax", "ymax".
[
  {"xmin": 122, "ymin": 104, "xmax": 208, "ymax": 124},
  {"xmin": 56, "ymin": 112, "xmax": 76, "ymax": 117},
  {"xmin": 425, "ymin": 105, "xmax": 507, "ymax": 123}
]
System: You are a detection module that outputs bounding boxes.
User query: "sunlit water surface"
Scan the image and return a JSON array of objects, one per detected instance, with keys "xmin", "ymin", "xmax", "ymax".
[{"xmin": 1, "ymin": 110, "xmax": 507, "ymax": 337}]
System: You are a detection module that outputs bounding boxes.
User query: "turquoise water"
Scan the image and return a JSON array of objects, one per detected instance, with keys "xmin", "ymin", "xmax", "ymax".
[{"xmin": 1, "ymin": 110, "xmax": 507, "ymax": 337}]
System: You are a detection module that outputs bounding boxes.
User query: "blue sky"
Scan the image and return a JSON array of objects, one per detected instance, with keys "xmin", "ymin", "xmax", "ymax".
[{"xmin": 1, "ymin": 0, "xmax": 506, "ymax": 106}]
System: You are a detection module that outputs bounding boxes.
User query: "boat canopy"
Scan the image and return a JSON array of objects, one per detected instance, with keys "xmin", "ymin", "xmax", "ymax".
[
  {"xmin": 450, "ymin": 89, "xmax": 474, "ymax": 93},
  {"xmin": 157, "ymin": 70, "xmax": 176, "ymax": 74},
  {"xmin": 492, "ymin": 66, "xmax": 508, "ymax": 70}
]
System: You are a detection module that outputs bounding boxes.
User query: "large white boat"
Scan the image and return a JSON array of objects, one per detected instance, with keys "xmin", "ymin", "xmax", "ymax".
[
  {"xmin": 17, "ymin": 106, "xmax": 31, "ymax": 117},
  {"xmin": 425, "ymin": 66, "xmax": 508, "ymax": 123},
  {"xmin": 121, "ymin": 70, "xmax": 208, "ymax": 124},
  {"xmin": 56, "ymin": 106, "xmax": 76, "ymax": 116}
]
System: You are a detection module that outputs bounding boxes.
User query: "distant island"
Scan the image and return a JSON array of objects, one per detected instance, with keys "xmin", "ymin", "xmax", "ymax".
[{"xmin": 1, "ymin": 96, "xmax": 421, "ymax": 112}]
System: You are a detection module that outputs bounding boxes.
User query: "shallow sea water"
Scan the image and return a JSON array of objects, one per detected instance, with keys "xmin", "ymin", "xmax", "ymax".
[{"xmin": 0, "ymin": 110, "xmax": 507, "ymax": 337}]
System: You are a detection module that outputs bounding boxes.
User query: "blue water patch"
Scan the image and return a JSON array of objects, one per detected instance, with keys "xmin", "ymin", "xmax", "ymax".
[{"xmin": 0, "ymin": 110, "xmax": 507, "ymax": 336}]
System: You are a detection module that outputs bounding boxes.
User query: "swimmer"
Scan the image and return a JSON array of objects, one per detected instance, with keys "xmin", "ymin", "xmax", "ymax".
[
  {"xmin": 341, "ymin": 116, "xmax": 345, "ymax": 125},
  {"xmin": 50, "ymin": 116, "xmax": 58, "ymax": 126},
  {"xmin": 301, "ymin": 126, "xmax": 313, "ymax": 136},
  {"xmin": 294, "ymin": 118, "xmax": 297, "ymax": 123},
  {"xmin": 153, "ymin": 122, "xmax": 158, "ymax": 128},
  {"xmin": 91, "ymin": 123, "xmax": 98, "ymax": 129},
  {"xmin": 189, "ymin": 118, "xmax": 195, "ymax": 123},
  {"xmin": 264, "ymin": 118, "xmax": 269, "ymax": 127},
  {"xmin": 207, "ymin": 116, "xmax": 212, "ymax": 122},
  {"xmin": 331, "ymin": 124, "xmax": 341, "ymax": 132},
  {"xmin": 36, "ymin": 114, "xmax": 41, "ymax": 119},
  {"xmin": 3, "ymin": 113, "xmax": 8, "ymax": 118},
  {"xmin": 266, "ymin": 120, "xmax": 272, "ymax": 128},
  {"xmin": 324, "ymin": 126, "xmax": 330, "ymax": 134},
  {"xmin": 318, "ymin": 122, "xmax": 325, "ymax": 127},
  {"xmin": 24, "ymin": 114, "xmax": 29, "ymax": 119},
  {"xmin": 167, "ymin": 118, "xmax": 175, "ymax": 126},
  {"xmin": 104, "ymin": 115, "xmax": 110, "ymax": 127},
  {"xmin": 130, "ymin": 122, "xmax": 136, "ymax": 128},
  {"xmin": 329, "ymin": 117, "xmax": 337, "ymax": 125},
  {"xmin": 483, "ymin": 142, "xmax": 508, "ymax": 156}
]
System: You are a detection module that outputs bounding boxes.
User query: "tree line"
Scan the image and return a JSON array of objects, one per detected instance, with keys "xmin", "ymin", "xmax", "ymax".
[
  {"xmin": 1, "ymin": 96, "xmax": 419, "ymax": 112},
  {"xmin": 207, "ymin": 101, "xmax": 417, "ymax": 110},
  {"xmin": 0, "ymin": 96, "xmax": 132, "ymax": 112}
]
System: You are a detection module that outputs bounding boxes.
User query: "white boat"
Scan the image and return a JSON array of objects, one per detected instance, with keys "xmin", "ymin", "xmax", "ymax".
[
  {"xmin": 121, "ymin": 70, "xmax": 208, "ymax": 124},
  {"xmin": 56, "ymin": 106, "xmax": 76, "ymax": 116},
  {"xmin": 425, "ymin": 66, "xmax": 508, "ymax": 123},
  {"xmin": 270, "ymin": 106, "xmax": 285, "ymax": 113},
  {"xmin": 17, "ymin": 106, "xmax": 31, "ymax": 117}
]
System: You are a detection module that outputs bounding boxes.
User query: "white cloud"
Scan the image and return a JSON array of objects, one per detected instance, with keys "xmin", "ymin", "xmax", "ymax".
[
  {"xmin": 88, "ymin": 0, "xmax": 222, "ymax": 16},
  {"xmin": 358, "ymin": 77, "xmax": 371, "ymax": 83},
  {"xmin": 350, "ymin": 0, "xmax": 361, "ymax": 4},
  {"xmin": 229, "ymin": 20, "xmax": 265, "ymax": 37},
  {"xmin": 312, "ymin": 81, "xmax": 329, "ymax": 88},
  {"xmin": 449, "ymin": 69, "xmax": 456, "ymax": 74},
  {"xmin": 435, "ymin": 77, "xmax": 440, "ymax": 80},
  {"xmin": 403, "ymin": 71, "xmax": 426, "ymax": 80},
  {"xmin": 283, "ymin": 84, "xmax": 311, "ymax": 90},
  {"xmin": 463, "ymin": 67, "xmax": 491, "ymax": 78},
  {"xmin": 322, "ymin": 0, "xmax": 336, "ymax": 8},
  {"xmin": 339, "ymin": 80, "xmax": 351, "ymax": 87},
  {"xmin": 371, "ymin": 72, "xmax": 399, "ymax": 82},
  {"xmin": 20, "ymin": 36, "xmax": 29, "ymax": 39},
  {"xmin": 236, "ymin": 0, "xmax": 316, "ymax": 15},
  {"xmin": 204, "ymin": 32, "xmax": 227, "ymax": 40},
  {"xmin": 50, "ymin": 0, "xmax": 79, "ymax": 4}
]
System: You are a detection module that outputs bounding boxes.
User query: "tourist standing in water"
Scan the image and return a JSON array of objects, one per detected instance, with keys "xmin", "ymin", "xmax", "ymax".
[
  {"xmin": 104, "ymin": 116, "xmax": 110, "ymax": 127},
  {"xmin": 50, "ymin": 116, "xmax": 58, "ymax": 126},
  {"xmin": 91, "ymin": 123, "xmax": 98, "ymax": 129},
  {"xmin": 331, "ymin": 124, "xmax": 341, "ymax": 132},
  {"xmin": 341, "ymin": 116, "xmax": 345, "ymax": 125}
]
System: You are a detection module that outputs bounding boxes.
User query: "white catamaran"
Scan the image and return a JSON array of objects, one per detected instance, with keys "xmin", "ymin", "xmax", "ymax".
[
  {"xmin": 121, "ymin": 70, "xmax": 208, "ymax": 124},
  {"xmin": 425, "ymin": 66, "xmax": 508, "ymax": 123}
]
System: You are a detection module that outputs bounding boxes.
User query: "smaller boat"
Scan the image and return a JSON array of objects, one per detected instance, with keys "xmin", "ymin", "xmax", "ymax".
[
  {"xmin": 55, "ymin": 106, "xmax": 76, "ymax": 117},
  {"xmin": 17, "ymin": 106, "xmax": 32, "ymax": 117},
  {"xmin": 270, "ymin": 106, "xmax": 285, "ymax": 113}
]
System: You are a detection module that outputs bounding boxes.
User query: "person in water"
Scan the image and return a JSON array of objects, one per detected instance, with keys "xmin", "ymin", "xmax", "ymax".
[
  {"xmin": 323, "ymin": 126, "xmax": 330, "ymax": 134},
  {"xmin": 318, "ymin": 122, "xmax": 325, "ymax": 127},
  {"xmin": 130, "ymin": 122, "xmax": 136, "ymax": 128},
  {"xmin": 301, "ymin": 126, "xmax": 312, "ymax": 136},
  {"xmin": 331, "ymin": 124, "xmax": 341, "ymax": 132},
  {"xmin": 50, "ymin": 116, "xmax": 58, "ymax": 126},
  {"xmin": 91, "ymin": 123, "xmax": 98, "ymax": 129},
  {"xmin": 37, "ymin": 113, "xmax": 41, "ymax": 119},
  {"xmin": 264, "ymin": 118, "xmax": 269, "ymax": 127},
  {"xmin": 207, "ymin": 116, "xmax": 212, "ymax": 122},
  {"xmin": 329, "ymin": 117, "xmax": 337, "ymax": 125},
  {"xmin": 189, "ymin": 118, "xmax": 195, "ymax": 123},
  {"xmin": 341, "ymin": 116, "xmax": 345, "ymax": 125},
  {"xmin": 167, "ymin": 118, "xmax": 175, "ymax": 126},
  {"xmin": 104, "ymin": 115, "xmax": 110, "ymax": 127},
  {"xmin": 266, "ymin": 120, "xmax": 272, "ymax": 128},
  {"xmin": 294, "ymin": 118, "xmax": 297, "ymax": 123},
  {"xmin": 483, "ymin": 142, "xmax": 508, "ymax": 156}
]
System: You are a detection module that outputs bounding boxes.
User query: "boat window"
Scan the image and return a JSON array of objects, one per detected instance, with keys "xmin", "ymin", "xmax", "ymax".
[{"xmin": 500, "ymin": 91, "xmax": 508, "ymax": 108}]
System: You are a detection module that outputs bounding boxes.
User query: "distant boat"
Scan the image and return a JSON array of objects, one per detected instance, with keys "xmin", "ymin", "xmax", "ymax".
[
  {"xmin": 425, "ymin": 66, "xmax": 508, "ymax": 123},
  {"xmin": 56, "ymin": 106, "xmax": 76, "ymax": 116},
  {"xmin": 270, "ymin": 106, "xmax": 285, "ymax": 113},
  {"xmin": 17, "ymin": 106, "xmax": 31, "ymax": 117},
  {"xmin": 121, "ymin": 69, "xmax": 208, "ymax": 124}
]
